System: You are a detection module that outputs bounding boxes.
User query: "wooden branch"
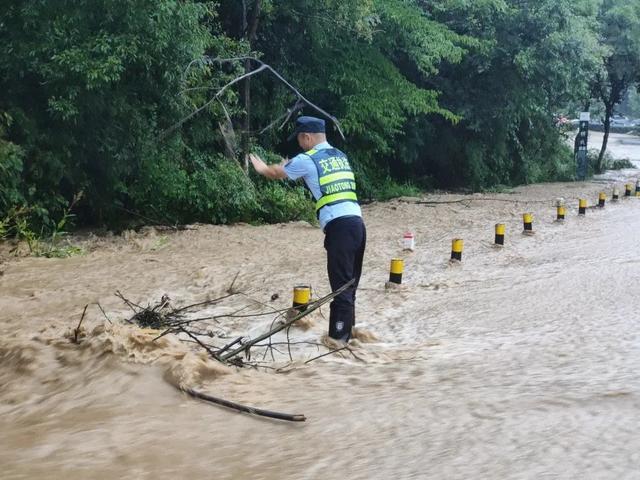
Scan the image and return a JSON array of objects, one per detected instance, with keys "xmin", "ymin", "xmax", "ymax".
[
  {"xmin": 96, "ymin": 302, "xmax": 112, "ymax": 324},
  {"xmin": 179, "ymin": 327, "xmax": 220, "ymax": 360},
  {"xmin": 236, "ymin": 291, "xmax": 285, "ymax": 315},
  {"xmin": 286, "ymin": 325, "xmax": 293, "ymax": 361},
  {"xmin": 242, "ymin": 58, "xmax": 252, "ymax": 171},
  {"xmin": 159, "ymin": 64, "xmax": 269, "ymax": 139},
  {"xmin": 152, "ymin": 303, "xmax": 290, "ymax": 343},
  {"xmin": 262, "ymin": 313, "xmax": 283, "ymax": 362},
  {"xmin": 180, "ymin": 386, "xmax": 306, "ymax": 422},
  {"xmin": 115, "ymin": 290, "xmax": 141, "ymax": 315},
  {"xmin": 181, "ymin": 338, "xmax": 223, "ymax": 349},
  {"xmin": 172, "ymin": 292, "xmax": 237, "ymax": 314},
  {"xmin": 216, "ymin": 336, "xmax": 244, "ymax": 356},
  {"xmin": 266, "ymin": 345, "xmax": 286, "ymax": 356},
  {"xmin": 258, "ymin": 99, "xmax": 304, "ymax": 135},
  {"xmin": 165, "ymin": 56, "xmax": 345, "ymax": 140},
  {"xmin": 220, "ymin": 279, "xmax": 355, "ymax": 362},
  {"xmin": 304, "ymin": 346, "xmax": 349, "ymax": 364},
  {"xmin": 227, "ymin": 271, "xmax": 240, "ymax": 294},
  {"xmin": 254, "ymin": 340, "xmax": 323, "ymax": 349},
  {"xmin": 151, "ymin": 295, "xmax": 171, "ymax": 313},
  {"xmin": 254, "ymin": 59, "xmax": 346, "ymax": 140},
  {"xmin": 166, "ymin": 307, "xmax": 291, "ymax": 330},
  {"xmin": 73, "ymin": 304, "xmax": 89, "ymax": 343},
  {"xmin": 217, "ymin": 98, "xmax": 239, "ymax": 162}
]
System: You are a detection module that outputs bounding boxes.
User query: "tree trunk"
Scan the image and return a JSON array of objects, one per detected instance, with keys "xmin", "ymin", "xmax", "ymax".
[
  {"xmin": 241, "ymin": 0, "xmax": 262, "ymax": 172},
  {"xmin": 597, "ymin": 104, "xmax": 612, "ymax": 173},
  {"xmin": 243, "ymin": 60, "xmax": 251, "ymax": 172}
]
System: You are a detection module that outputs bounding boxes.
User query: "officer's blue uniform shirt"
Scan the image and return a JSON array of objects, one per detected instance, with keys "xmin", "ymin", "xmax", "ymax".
[{"xmin": 284, "ymin": 141, "xmax": 362, "ymax": 231}]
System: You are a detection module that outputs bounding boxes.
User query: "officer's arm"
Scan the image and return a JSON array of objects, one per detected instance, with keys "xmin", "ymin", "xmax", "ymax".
[{"xmin": 248, "ymin": 153, "xmax": 288, "ymax": 180}]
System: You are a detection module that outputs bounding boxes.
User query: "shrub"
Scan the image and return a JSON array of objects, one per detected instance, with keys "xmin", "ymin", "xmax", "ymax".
[
  {"xmin": 372, "ymin": 179, "xmax": 421, "ymax": 201},
  {"xmin": 130, "ymin": 152, "xmax": 259, "ymax": 226},
  {"xmin": 0, "ymin": 120, "xmax": 25, "ymax": 216},
  {"xmin": 255, "ymin": 182, "xmax": 316, "ymax": 224},
  {"xmin": 188, "ymin": 160, "xmax": 259, "ymax": 225},
  {"xmin": 609, "ymin": 158, "xmax": 636, "ymax": 170}
]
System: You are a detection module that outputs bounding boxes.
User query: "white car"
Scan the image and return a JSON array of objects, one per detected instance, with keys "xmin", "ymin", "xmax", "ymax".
[{"xmin": 610, "ymin": 116, "xmax": 631, "ymax": 127}]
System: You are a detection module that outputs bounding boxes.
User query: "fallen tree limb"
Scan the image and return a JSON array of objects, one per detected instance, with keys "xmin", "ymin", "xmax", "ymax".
[
  {"xmin": 179, "ymin": 327, "xmax": 220, "ymax": 360},
  {"xmin": 304, "ymin": 346, "xmax": 349, "ymax": 364},
  {"xmin": 73, "ymin": 304, "xmax": 89, "ymax": 343},
  {"xmin": 219, "ymin": 279, "xmax": 355, "ymax": 362},
  {"xmin": 163, "ymin": 56, "xmax": 345, "ymax": 140},
  {"xmin": 156, "ymin": 307, "xmax": 291, "ymax": 335},
  {"xmin": 115, "ymin": 290, "xmax": 142, "ymax": 315},
  {"xmin": 258, "ymin": 99, "xmax": 304, "ymax": 135},
  {"xmin": 217, "ymin": 336, "xmax": 244, "ymax": 356},
  {"xmin": 172, "ymin": 292, "xmax": 237, "ymax": 314},
  {"xmin": 96, "ymin": 302, "xmax": 112, "ymax": 324},
  {"xmin": 180, "ymin": 386, "xmax": 306, "ymax": 422}
]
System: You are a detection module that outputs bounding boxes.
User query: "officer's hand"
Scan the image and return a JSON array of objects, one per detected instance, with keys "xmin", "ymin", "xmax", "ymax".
[
  {"xmin": 247, "ymin": 153, "xmax": 269, "ymax": 176},
  {"xmin": 246, "ymin": 153, "xmax": 260, "ymax": 168}
]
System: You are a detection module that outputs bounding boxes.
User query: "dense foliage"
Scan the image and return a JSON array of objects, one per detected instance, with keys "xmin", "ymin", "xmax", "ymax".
[
  {"xmin": 1, "ymin": 0, "xmax": 638, "ymax": 232},
  {"xmin": 591, "ymin": 0, "xmax": 640, "ymax": 171}
]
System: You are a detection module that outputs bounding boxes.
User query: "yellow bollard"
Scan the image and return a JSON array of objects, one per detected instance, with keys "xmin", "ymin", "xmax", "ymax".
[
  {"xmin": 625, "ymin": 184, "xmax": 633, "ymax": 197},
  {"xmin": 292, "ymin": 285, "xmax": 311, "ymax": 311},
  {"xmin": 389, "ymin": 258, "xmax": 404, "ymax": 284},
  {"xmin": 495, "ymin": 223, "xmax": 505, "ymax": 245},
  {"xmin": 612, "ymin": 186, "xmax": 620, "ymax": 201},
  {"xmin": 451, "ymin": 238, "xmax": 464, "ymax": 261},
  {"xmin": 598, "ymin": 192, "xmax": 606, "ymax": 208},
  {"xmin": 523, "ymin": 213, "xmax": 533, "ymax": 233},
  {"xmin": 578, "ymin": 198, "xmax": 587, "ymax": 215},
  {"xmin": 555, "ymin": 198, "xmax": 565, "ymax": 222}
]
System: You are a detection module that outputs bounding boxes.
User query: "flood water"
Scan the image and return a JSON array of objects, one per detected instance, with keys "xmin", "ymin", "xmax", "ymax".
[{"xmin": 1, "ymin": 135, "xmax": 639, "ymax": 479}]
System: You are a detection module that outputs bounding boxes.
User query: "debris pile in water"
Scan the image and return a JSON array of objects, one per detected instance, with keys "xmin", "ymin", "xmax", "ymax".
[
  {"xmin": 114, "ymin": 280, "xmax": 357, "ymax": 368},
  {"xmin": 98, "ymin": 281, "xmax": 364, "ymax": 422}
]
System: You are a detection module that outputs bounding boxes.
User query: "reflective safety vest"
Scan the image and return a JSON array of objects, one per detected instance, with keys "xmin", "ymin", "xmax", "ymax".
[{"xmin": 304, "ymin": 147, "xmax": 358, "ymax": 214}]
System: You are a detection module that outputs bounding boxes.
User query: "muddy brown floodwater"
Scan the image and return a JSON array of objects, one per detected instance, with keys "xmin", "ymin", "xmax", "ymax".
[{"xmin": 1, "ymin": 135, "xmax": 640, "ymax": 479}]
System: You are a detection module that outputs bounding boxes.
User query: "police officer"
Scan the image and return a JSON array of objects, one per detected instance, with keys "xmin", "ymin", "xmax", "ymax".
[{"xmin": 248, "ymin": 116, "xmax": 366, "ymax": 342}]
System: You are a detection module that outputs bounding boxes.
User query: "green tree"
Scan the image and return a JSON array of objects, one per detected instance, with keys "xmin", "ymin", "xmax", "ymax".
[
  {"xmin": 2, "ymin": 0, "xmax": 635, "ymax": 235},
  {"xmin": 592, "ymin": 0, "xmax": 640, "ymax": 171},
  {"xmin": 0, "ymin": 0, "xmax": 240, "ymax": 226},
  {"xmin": 405, "ymin": 0, "xmax": 604, "ymax": 188},
  {"xmin": 223, "ymin": 0, "xmax": 468, "ymax": 185}
]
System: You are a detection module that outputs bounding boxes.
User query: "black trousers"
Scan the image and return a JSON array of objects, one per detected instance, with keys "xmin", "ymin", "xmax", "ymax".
[{"xmin": 323, "ymin": 215, "xmax": 366, "ymax": 341}]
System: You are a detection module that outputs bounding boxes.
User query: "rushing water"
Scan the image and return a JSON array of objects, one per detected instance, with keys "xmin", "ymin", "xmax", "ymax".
[{"xmin": 1, "ymin": 136, "xmax": 639, "ymax": 479}]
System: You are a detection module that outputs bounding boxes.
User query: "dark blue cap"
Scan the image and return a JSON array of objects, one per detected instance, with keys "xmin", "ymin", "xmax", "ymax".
[{"xmin": 288, "ymin": 116, "xmax": 325, "ymax": 141}]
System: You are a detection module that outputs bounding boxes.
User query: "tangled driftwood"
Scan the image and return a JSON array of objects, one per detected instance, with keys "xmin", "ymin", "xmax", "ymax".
[{"xmin": 101, "ymin": 279, "xmax": 356, "ymax": 422}]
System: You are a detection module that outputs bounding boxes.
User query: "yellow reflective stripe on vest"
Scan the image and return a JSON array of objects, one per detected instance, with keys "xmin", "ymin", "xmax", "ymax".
[
  {"xmin": 305, "ymin": 149, "xmax": 318, "ymax": 156},
  {"xmin": 315, "ymin": 192, "xmax": 358, "ymax": 211},
  {"xmin": 319, "ymin": 171, "xmax": 355, "ymax": 186}
]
